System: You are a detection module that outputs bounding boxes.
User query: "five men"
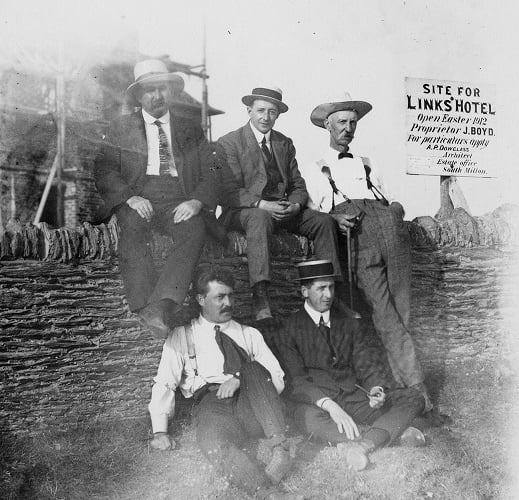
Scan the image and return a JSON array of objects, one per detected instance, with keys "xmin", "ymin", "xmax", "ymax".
[
  {"xmin": 97, "ymin": 61, "xmax": 434, "ymax": 493},
  {"xmin": 216, "ymin": 87, "xmax": 342, "ymax": 324},
  {"xmin": 95, "ymin": 60, "xmax": 219, "ymax": 339},
  {"xmin": 273, "ymin": 260, "xmax": 426, "ymax": 471},
  {"xmin": 305, "ymin": 95, "xmax": 431, "ymax": 409},
  {"xmin": 148, "ymin": 266, "xmax": 299, "ymax": 499}
]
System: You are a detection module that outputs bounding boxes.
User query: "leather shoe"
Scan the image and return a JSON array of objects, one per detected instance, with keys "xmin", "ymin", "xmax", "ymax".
[
  {"xmin": 138, "ymin": 302, "xmax": 170, "ymax": 339},
  {"xmin": 253, "ymin": 281, "xmax": 273, "ymax": 321},
  {"xmin": 399, "ymin": 426, "xmax": 426, "ymax": 447},
  {"xmin": 336, "ymin": 439, "xmax": 375, "ymax": 471},
  {"xmin": 265, "ymin": 445, "xmax": 291, "ymax": 484}
]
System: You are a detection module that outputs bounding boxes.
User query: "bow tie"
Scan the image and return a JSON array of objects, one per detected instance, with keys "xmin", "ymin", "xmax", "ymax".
[{"xmin": 338, "ymin": 150, "xmax": 353, "ymax": 159}]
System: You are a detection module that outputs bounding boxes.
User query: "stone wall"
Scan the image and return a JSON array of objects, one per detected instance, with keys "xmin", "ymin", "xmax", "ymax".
[{"xmin": 0, "ymin": 206, "xmax": 518, "ymax": 435}]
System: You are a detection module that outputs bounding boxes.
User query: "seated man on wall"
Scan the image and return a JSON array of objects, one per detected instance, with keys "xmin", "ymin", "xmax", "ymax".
[
  {"xmin": 304, "ymin": 94, "xmax": 431, "ymax": 410},
  {"xmin": 216, "ymin": 86, "xmax": 342, "ymax": 325},
  {"xmin": 273, "ymin": 260, "xmax": 426, "ymax": 471},
  {"xmin": 94, "ymin": 59, "xmax": 219, "ymax": 339},
  {"xmin": 148, "ymin": 266, "xmax": 301, "ymax": 500}
]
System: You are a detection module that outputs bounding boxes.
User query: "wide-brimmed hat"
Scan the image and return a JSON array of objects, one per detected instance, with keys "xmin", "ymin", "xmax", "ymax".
[
  {"xmin": 310, "ymin": 92, "xmax": 372, "ymax": 128},
  {"xmin": 126, "ymin": 59, "xmax": 185, "ymax": 99},
  {"xmin": 242, "ymin": 86, "xmax": 288, "ymax": 113},
  {"xmin": 295, "ymin": 260, "xmax": 340, "ymax": 281}
]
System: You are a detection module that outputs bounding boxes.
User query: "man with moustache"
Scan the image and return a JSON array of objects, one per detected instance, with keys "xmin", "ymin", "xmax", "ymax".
[
  {"xmin": 216, "ymin": 86, "xmax": 342, "ymax": 325},
  {"xmin": 148, "ymin": 266, "xmax": 301, "ymax": 500},
  {"xmin": 304, "ymin": 94, "xmax": 432, "ymax": 411},
  {"xmin": 95, "ymin": 59, "xmax": 219, "ymax": 339},
  {"xmin": 273, "ymin": 260, "xmax": 426, "ymax": 471}
]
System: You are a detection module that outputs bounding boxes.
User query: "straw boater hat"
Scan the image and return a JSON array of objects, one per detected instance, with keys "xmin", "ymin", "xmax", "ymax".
[
  {"xmin": 310, "ymin": 92, "xmax": 372, "ymax": 128},
  {"xmin": 295, "ymin": 260, "xmax": 340, "ymax": 281},
  {"xmin": 126, "ymin": 59, "xmax": 185, "ymax": 100},
  {"xmin": 241, "ymin": 86, "xmax": 289, "ymax": 113}
]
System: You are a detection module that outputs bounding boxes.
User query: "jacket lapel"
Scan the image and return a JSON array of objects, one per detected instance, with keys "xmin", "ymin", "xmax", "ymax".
[
  {"xmin": 169, "ymin": 113, "xmax": 186, "ymax": 178},
  {"xmin": 270, "ymin": 130, "xmax": 288, "ymax": 184},
  {"xmin": 242, "ymin": 123, "xmax": 266, "ymax": 176}
]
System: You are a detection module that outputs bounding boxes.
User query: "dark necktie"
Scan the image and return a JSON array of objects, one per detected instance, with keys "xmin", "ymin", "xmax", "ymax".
[
  {"xmin": 318, "ymin": 315, "xmax": 337, "ymax": 363},
  {"xmin": 338, "ymin": 149, "xmax": 353, "ymax": 159},
  {"xmin": 154, "ymin": 120, "xmax": 175, "ymax": 175},
  {"xmin": 261, "ymin": 136, "xmax": 273, "ymax": 162},
  {"xmin": 214, "ymin": 324, "xmax": 249, "ymax": 375}
]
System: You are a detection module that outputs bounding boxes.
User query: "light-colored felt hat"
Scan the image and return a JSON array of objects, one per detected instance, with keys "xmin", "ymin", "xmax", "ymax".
[{"xmin": 310, "ymin": 92, "xmax": 372, "ymax": 128}]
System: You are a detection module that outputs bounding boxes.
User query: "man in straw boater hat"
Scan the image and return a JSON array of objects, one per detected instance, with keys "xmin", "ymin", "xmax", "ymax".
[
  {"xmin": 95, "ymin": 59, "xmax": 220, "ymax": 339},
  {"xmin": 148, "ymin": 265, "xmax": 302, "ymax": 500},
  {"xmin": 216, "ymin": 86, "xmax": 342, "ymax": 326},
  {"xmin": 272, "ymin": 260, "xmax": 427, "ymax": 471},
  {"xmin": 303, "ymin": 93, "xmax": 433, "ymax": 413}
]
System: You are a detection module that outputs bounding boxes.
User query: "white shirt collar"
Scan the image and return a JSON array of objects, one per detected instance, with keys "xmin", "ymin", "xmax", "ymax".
[
  {"xmin": 249, "ymin": 121, "xmax": 271, "ymax": 144},
  {"xmin": 304, "ymin": 301, "xmax": 330, "ymax": 326},
  {"xmin": 198, "ymin": 313, "xmax": 232, "ymax": 332},
  {"xmin": 142, "ymin": 109, "xmax": 170, "ymax": 125}
]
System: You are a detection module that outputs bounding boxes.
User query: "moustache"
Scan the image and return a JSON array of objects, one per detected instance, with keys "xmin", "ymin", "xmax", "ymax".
[{"xmin": 220, "ymin": 306, "xmax": 233, "ymax": 313}]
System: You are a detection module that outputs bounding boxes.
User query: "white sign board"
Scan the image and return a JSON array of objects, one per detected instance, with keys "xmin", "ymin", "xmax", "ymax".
[{"xmin": 405, "ymin": 77, "xmax": 496, "ymax": 177}]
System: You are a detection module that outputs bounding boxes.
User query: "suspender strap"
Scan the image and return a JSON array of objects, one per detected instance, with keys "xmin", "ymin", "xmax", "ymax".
[
  {"xmin": 363, "ymin": 164, "xmax": 389, "ymax": 205},
  {"xmin": 184, "ymin": 324, "xmax": 198, "ymax": 376}
]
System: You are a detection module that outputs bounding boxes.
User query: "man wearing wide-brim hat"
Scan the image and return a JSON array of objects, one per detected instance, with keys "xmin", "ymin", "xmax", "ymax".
[
  {"xmin": 216, "ymin": 87, "xmax": 342, "ymax": 325},
  {"xmin": 272, "ymin": 259, "xmax": 426, "ymax": 472},
  {"xmin": 95, "ymin": 59, "xmax": 220, "ymax": 339},
  {"xmin": 304, "ymin": 94, "xmax": 433, "ymax": 413}
]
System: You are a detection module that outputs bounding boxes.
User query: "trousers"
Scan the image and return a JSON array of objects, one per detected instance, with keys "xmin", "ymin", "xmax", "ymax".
[
  {"xmin": 194, "ymin": 361, "xmax": 285, "ymax": 494},
  {"xmin": 227, "ymin": 207, "xmax": 342, "ymax": 287},
  {"xmin": 336, "ymin": 199, "xmax": 424, "ymax": 387},
  {"xmin": 293, "ymin": 387, "xmax": 424, "ymax": 447},
  {"xmin": 115, "ymin": 176, "xmax": 205, "ymax": 311}
]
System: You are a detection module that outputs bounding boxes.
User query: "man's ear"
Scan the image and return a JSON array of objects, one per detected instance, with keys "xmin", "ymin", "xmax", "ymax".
[
  {"xmin": 301, "ymin": 285, "xmax": 309, "ymax": 299},
  {"xmin": 323, "ymin": 118, "xmax": 331, "ymax": 131},
  {"xmin": 196, "ymin": 294, "xmax": 205, "ymax": 307}
]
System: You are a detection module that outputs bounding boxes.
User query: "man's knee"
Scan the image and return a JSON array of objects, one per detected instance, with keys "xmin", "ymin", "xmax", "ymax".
[{"xmin": 243, "ymin": 208, "xmax": 273, "ymax": 235}]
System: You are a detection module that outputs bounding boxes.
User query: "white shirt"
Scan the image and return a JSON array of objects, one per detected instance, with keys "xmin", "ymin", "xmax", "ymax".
[
  {"xmin": 306, "ymin": 148, "xmax": 393, "ymax": 213},
  {"xmin": 249, "ymin": 121, "xmax": 272, "ymax": 153},
  {"xmin": 148, "ymin": 314, "xmax": 285, "ymax": 432},
  {"xmin": 142, "ymin": 109, "xmax": 178, "ymax": 176}
]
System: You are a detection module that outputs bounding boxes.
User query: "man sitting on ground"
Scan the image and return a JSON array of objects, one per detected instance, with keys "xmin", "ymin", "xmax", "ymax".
[
  {"xmin": 148, "ymin": 266, "xmax": 301, "ymax": 500},
  {"xmin": 273, "ymin": 260, "xmax": 426, "ymax": 471}
]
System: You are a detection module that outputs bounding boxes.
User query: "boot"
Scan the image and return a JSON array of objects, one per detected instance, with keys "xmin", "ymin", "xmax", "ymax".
[
  {"xmin": 336, "ymin": 438, "xmax": 375, "ymax": 471},
  {"xmin": 399, "ymin": 426, "xmax": 426, "ymax": 447},
  {"xmin": 252, "ymin": 281, "xmax": 273, "ymax": 321}
]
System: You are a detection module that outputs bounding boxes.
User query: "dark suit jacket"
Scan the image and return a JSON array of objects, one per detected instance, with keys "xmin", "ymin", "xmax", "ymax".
[
  {"xmin": 94, "ymin": 110, "xmax": 219, "ymax": 220},
  {"xmin": 274, "ymin": 307, "xmax": 394, "ymax": 405},
  {"xmin": 216, "ymin": 123, "xmax": 308, "ymax": 226}
]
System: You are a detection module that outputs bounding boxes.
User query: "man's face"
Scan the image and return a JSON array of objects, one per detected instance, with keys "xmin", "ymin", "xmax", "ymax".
[
  {"xmin": 247, "ymin": 99, "xmax": 280, "ymax": 134},
  {"xmin": 301, "ymin": 277, "xmax": 335, "ymax": 313},
  {"xmin": 197, "ymin": 281, "xmax": 235, "ymax": 323},
  {"xmin": 136, "ymin": 82, "xmax": 173, "ymax": 118},
  {"xmin": 324, "ymin": 110, "xmax": 358, "ymax": 150}
]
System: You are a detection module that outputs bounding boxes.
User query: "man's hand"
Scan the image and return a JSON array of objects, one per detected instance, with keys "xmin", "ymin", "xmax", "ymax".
[
  {"xmin": 150, "ymin": 432, "xmax": 175, "ymax": 451},
  {"xmin": 216, "ymin": 376, "xmax": 240, "ymax": 399},
  {"xmin": 368, "ymin": 386, "xmax": 386, "ymax": 409},
  {"xmin": 332, "ymin": 213, "xmax": 357, "ymax": 235},
  {"xmin": 322, "ymin": 399, "xmax": 359, "ymax": 440},
  {"xmin": 172, "ymin": 199, "xmax": 203, "ymax": 224},
  {"xmin": 258, "ymin": 200, "xmax": 300, "ymax": 221},
  {"xmin": 127, "ymin": 196, "xmax": 153, "ymax": 222}
]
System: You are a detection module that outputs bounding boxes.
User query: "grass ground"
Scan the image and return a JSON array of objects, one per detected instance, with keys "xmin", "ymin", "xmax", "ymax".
[{"xmin": 1, "ymin": 356, "xmax": 516, "ymax": 500}]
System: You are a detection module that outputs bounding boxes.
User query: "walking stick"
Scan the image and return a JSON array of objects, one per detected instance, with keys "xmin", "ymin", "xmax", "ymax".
[{"xmin": 346, "ymin": 226, "xmax": 354, "ymax": 311}]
